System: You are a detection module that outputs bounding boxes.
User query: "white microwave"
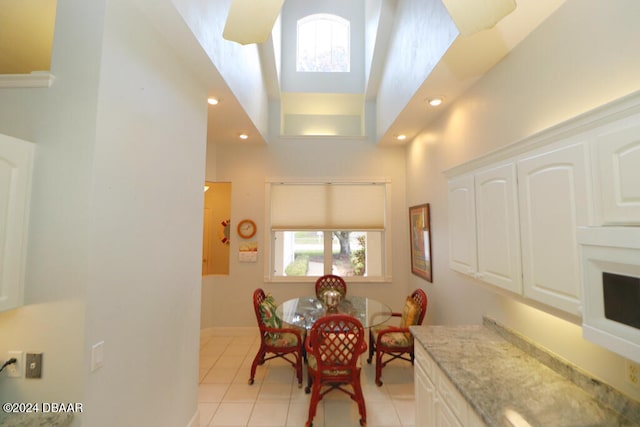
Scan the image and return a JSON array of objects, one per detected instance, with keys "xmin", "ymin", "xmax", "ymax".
[{"xmin": 578, "ymin": 227, "xmax": 640, "ymax": 363}]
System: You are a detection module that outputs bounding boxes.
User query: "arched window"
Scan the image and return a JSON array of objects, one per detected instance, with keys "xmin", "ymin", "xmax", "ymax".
[{"xmin": 296, "ymin": 14, "xmax": 350, "ymax": 72}]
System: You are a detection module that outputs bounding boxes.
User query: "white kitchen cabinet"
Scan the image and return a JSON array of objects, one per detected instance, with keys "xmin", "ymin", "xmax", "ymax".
[
  {"xmin": 517, "ymin": 141, "xmax": 593, "ymax": 315},
  {"xmin": 474, "ymin": 162, "xmax": 522, "ymax": 294},
  {"xmin": 415, "ymin": 343, "xmax": 436, "ymax": 426},
  {"xmin": 0, "ymin": 133, "xmax": 34, "ymax": 312},
  {"xmin": 415, "ymin": 343, "xmax": 486, "ymax": 427},
  {"xmin": 446, "ymin": 92, "xmax": 640, "ymax": 317},
  {"xmin": 447, "ymin": 174, "xmax": 477, "ymax": 275},
  {"xmin": 447, "ymin": 162, "xmax": 522, "ymax": 294},
  {"xmin": 592, "ymin": 115, "xmax": 640, "ymax": 225}
]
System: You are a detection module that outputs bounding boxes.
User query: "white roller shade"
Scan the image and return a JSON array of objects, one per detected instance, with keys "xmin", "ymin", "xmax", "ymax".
[{"xmin": 271, "ymin": 183, "xmax": 386, "ymax": 230}]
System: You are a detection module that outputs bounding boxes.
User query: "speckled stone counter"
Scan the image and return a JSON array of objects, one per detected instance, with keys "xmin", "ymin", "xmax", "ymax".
[
  {"xmin": 410, "ymin": 317, "xmax": 640, "ymax": 427},
  {"xmin": 0, "ymin": 412, "xmax": 72, "ymax": 427}
]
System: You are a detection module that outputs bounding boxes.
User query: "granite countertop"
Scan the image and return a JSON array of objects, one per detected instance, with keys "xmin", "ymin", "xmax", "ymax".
[
  {"xmin": 0, "ymin": 412, "xmax": 72, "ymax": 427},
  {"xmin": 410, "ymin": 318, "xmax": 640, "ymax": 427}
]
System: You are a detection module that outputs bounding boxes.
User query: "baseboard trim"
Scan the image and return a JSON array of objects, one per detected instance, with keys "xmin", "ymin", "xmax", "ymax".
[
  {"xmin": 187, "ymin": 409, "xmax": 199, "ymax": 427},
  {"xmin": 200, "ymin": 326, "xmax": 257, "ymax": 337}
]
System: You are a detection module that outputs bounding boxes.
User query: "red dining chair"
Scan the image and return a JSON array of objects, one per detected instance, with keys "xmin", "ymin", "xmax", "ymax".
[
  {"xmin": 248, "ymin": 288, "xmax": 304, "ymax": 387},
  {"xmin": 314, "ymin": 274, "xmax": 347, "ymax": 299},
  {"xmin": 367, "ymin": 288, "xmax": 428, "ymax": 386},
  {"xmin": 305, "ymin": 314, "xmax": 367, "ymax": 427}
]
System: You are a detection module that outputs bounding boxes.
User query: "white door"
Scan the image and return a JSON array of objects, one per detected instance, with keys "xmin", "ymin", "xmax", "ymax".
[
  {"xmin": 518, "ymin": 141, "xmax": 592, "ymax": 316},
  {"xmin": 474, "ymin": 162, "xmax": 522, "ymax": 293}
]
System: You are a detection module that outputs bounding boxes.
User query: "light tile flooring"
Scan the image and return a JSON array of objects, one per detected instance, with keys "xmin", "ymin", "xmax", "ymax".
[{"xmin": 198, "ymin": 328, "xmax": 416, "ymax": 427}]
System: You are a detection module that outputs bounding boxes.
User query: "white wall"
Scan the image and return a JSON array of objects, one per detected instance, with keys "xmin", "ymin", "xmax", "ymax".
[
  {"xmin": 376, "ymin": 0, "xmax": 457, "ymax": 139},
  {"xmin": 406, "ymin": 0, "xmax": 640, "ymax": 401},
  {"xmin": 202, "ymin": 138, "xmax": 409, "ymax": 328},
  {"xmin": 82, "ymin": 1, "xmax": 206, "ymax": 425},
  {"xmin": 173, "ymin": 0, "xmax": 270, "ymax": 140},
  {"xmin": 0, "ymin": 0, "xmax": 208, "ymax": 425},
  {"xmin": 0, "ymin": 0, "xmax": 105, "ymax": 412}
]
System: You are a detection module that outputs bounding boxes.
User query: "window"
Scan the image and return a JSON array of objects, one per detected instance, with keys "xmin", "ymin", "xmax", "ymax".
[
  {"xmin": 296, "ymin": 14, "xmax": 350, "ymax": 72},
  {"xmin": 266, "ymin": 181, "xmax": 390, "ymax": 282}
]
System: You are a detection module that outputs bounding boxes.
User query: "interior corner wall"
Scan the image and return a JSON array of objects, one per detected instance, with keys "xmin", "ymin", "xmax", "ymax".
[
  {"xmin": 0, "ymin": 0, "xmax": 107, "ymax": 414},
  {"xmin": 82, "ymin": 1, "xmax": 206, "ymax": 426},
  {"xmin": 405, "ymin": 0, "xmax": 640, "ymax": 400},
  {"xmin": 201, "ymin": 139, "xmax": 408, "ymax": 328},
  {"xmin": 0, "ymin": 0, "xmax": 207, "ymax": 425}
]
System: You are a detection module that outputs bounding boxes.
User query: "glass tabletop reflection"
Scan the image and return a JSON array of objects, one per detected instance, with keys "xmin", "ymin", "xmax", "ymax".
[{"xmin": 276, "ymin": 295, "xmax": 392, "ymax": 330}]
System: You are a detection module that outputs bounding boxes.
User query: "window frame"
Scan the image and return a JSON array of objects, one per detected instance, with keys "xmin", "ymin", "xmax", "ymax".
[
  {"xmin": 296, "ymin": 13, "xmax": 351, "ymax": 73},
  {"xmin": 264, "ymin": 178, "xmax": 392, "ymax": 283}
]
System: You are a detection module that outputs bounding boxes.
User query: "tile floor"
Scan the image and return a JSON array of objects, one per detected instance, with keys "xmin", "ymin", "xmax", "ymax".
[{"xmin": 198, "ymin": 328, "xmax": 416, "ymax": 427}]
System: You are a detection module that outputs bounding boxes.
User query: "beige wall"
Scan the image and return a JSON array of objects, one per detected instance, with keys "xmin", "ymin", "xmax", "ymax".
[
  {"xmin": 202, "ymin": 139, "xmax": 409, "ymax": 327},
  {"xmin": 406, "ymin": 0, "xmax": 640, "ymax": 401}
]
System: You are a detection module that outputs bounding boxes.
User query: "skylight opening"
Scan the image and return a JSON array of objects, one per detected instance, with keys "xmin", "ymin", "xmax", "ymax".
[{"xmin": 296, "ymin": 13, "xmax": 350, "ymax": 73}]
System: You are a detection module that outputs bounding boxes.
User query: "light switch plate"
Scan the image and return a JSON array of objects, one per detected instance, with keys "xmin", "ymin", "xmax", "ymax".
[
  {"xmin": 91, "ymin": 341, "xmax": 104, "ymax": 372},
  {"xmin": 25, "ymin": 353, "xmax": 42, "ymax": 379}
]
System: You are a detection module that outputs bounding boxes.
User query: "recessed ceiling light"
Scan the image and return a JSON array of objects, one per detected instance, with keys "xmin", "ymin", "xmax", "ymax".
[
  {"xmin": 239, "ymin": 133, "xmax": 249, "ymax": 140},
  {"xmin": 207, "ymin": 97, "xmax": 219, "ymax": 105},
  {"xmin": 396, "ymin": 134, "xmax": 407, "ymax": 141},
  {"xmin": 427, "ymin": 97, "xmax": 443, "ymax": 107}
]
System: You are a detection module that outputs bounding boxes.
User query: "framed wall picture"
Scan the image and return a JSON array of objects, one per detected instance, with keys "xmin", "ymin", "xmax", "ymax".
[{"xmin": 409, "ymin": 203, "xmax": 432, "ymax": 282}]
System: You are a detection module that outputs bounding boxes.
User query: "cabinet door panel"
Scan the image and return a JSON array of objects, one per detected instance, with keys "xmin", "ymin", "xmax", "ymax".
[
  {"xmin": 595, "ymin": 118, "xmax": 640, "ymax": 224},
  {"xmin": 448, "ymin": 174, "xmax": 477, "ymax": 274},
  {"xmin": 474, "ymin": 163, "xmax": 522, "ymax": 293},
  {"xmin": 415, "ymin": 361, "xmax": 436, "ymax": 426},
  {"xmin": 518, "ymin": 142, "xmax": 591, "ymax": 315},
  {"xmin": 436, "ymin": 398, "xmax": 465, "ymax": 427}
]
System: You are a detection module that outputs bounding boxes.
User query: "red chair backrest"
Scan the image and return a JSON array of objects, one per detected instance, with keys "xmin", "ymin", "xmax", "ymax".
[
  {"xmin": 315, "ymin": 275, "xmax": 347, "ymax": 298},
  {"xmin": 253, "ymin": 288, "xmax": 267, "ymax": 327},
  {"xmin": 411, "ymin": 289, "xmax": 428, "ymax": 325},
  {"xmin": 307, "ymin": 314, "xmax": 365, "ymax": 370}
]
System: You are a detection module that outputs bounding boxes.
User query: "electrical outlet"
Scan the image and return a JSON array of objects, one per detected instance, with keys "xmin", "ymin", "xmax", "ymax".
[
  {"xmin": 625, "ymin": 359, "xmax": 640, "ymax": 388},
  {"xmin": 6, "ymin": 351, "xmax": 24, "ymax": 378}
]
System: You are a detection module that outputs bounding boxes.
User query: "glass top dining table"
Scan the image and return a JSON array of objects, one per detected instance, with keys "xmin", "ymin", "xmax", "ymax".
[{"xmin": 276, "ymin": 295, "xmax": 393, "ymax": 330}]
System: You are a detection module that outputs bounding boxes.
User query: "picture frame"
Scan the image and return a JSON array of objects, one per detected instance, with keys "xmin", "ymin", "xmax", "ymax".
[{"xmin": 409, "ymin": 203, "xmax": 432, "ymax": 282}]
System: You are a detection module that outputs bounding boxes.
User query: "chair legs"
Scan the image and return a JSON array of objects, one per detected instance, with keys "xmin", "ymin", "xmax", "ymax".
[
  {"xmin": 373, "ymin": 348, "xmax": 415, "ymax": 386},
  {"xmin": 248, "ymin": 346, "xmax": 266, "ymax": 385},
  {"xmin": 353, "ymin": 373, "xmax": 367, "ymax": 426},
  {"xmin": 375, "ymin": 349, "xmax": 384, "ymax": 386},
  {"xmin": 305, "ymin": 376, "xmax": 321, "ymax": 427},
  {"xmin": 305, "ymin": 372, "xmax": 367, "ymax": 427},
  {"xmin": 248, "ymin": 345, "xmax": 303, "ymax": 387}
]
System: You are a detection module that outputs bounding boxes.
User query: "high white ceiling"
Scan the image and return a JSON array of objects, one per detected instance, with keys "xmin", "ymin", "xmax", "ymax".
[{"xmin": 1, "ymin": 0, "xmax": 566, "ymax": 147}]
